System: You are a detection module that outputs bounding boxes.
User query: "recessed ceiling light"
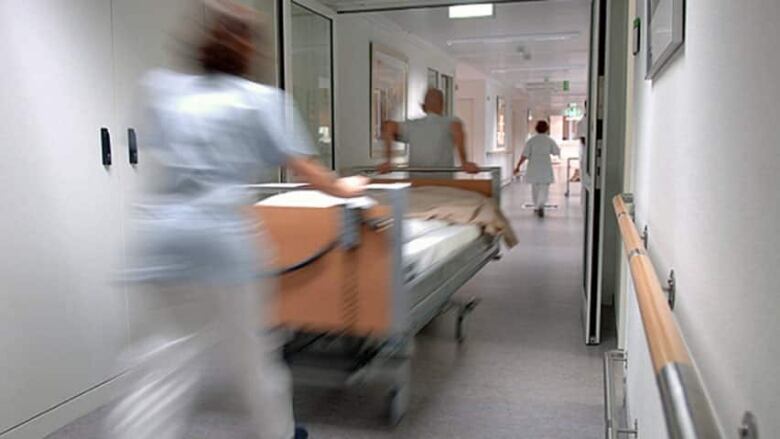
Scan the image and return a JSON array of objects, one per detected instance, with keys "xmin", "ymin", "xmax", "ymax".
[
  {"xmin": 449, "ymin": 4, "xmax": 494, "ymax": 19},
  {"xmin": 492, "ymin": 65, "xmax": 586, "ymax": 74},
  {"xmin": 446, "ymin": 32, "xmax": 580, "ymax": 46}
]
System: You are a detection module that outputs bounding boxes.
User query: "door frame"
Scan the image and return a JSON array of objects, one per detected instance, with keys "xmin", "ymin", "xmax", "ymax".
[
  {"xmin": 279, "ymin": 0, "xmax": 337, "ymax": 171},
  {"xmin": 582, "ymin": 0, "xmax": 629, "ymax": 345}
]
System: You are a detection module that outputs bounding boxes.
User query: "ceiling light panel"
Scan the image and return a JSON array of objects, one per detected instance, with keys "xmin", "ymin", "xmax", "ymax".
[
  {"xmin": 446, "ymin": 31, "xmax": 580, "ymax": 46},
  {"xmin": 449, "ymin": 4, "xmax": 494, "ymax": 19},
  {"xmin": 492, "ymin": 64, "xmax": 585, "ymax": 74}
]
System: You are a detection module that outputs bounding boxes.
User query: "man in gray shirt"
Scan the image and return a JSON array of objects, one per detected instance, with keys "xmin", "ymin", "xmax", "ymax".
[{"xmin": 379, "ymin": 88, "xmax": 479, "ymax": 174}]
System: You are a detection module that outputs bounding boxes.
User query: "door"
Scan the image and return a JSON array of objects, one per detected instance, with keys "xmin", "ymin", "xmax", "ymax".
[
  {"xmin": 582, "ymin": 0, "xmax": 628, "ymax": 345},
  {"xmin": 581, "ymin": 0, "xmax": 606, "ymax": 345},
  {"xmin": 0, "ymin": 0, "xmax": 127, "ymax": 431},
  {"xmin": 110, "ymin": 0, "xmax": 207, "ymax": 346},
  {"xmin": 455, "ymin": 98, "xmax": 475, "ymax": 163},
  {"xmin": 110, "ymin": 0, "xmax": 206, "ymax": 210},
  {"xmin": 289, "ymin": 1, "xmax": 335, "ymax": 169}
]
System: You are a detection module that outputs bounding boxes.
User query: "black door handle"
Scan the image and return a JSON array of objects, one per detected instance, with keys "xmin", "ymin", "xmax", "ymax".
[
  {"xmin": 101, "ymin": 127, "xmax": 111, "ymax": 166},
  {"xmin": 127, "ymin": 128, "xmax": 138, "ymax": 165}
]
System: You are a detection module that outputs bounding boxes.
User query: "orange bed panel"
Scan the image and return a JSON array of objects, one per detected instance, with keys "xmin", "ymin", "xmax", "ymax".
[{"xmin": 251, "ymin": 204, "xmax": 395, "ymax": 337}]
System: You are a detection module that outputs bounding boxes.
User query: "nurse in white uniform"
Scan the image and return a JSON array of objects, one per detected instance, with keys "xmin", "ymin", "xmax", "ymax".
[
  {"xmin": 104, "ymin": 2, "xmax": 365, "ymax": 439},
  {"xmin": 514, "ymin": 120, "xmax": 561, "ymax": 218}
]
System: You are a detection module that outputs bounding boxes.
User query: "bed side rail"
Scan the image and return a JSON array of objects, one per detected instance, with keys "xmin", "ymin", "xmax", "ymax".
[{"xmin": 346, "ymin": 166, "xmax": 502, "ymax": 207}]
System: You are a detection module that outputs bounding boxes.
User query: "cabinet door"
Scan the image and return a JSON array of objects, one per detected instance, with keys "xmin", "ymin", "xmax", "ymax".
[
  {"xmin": 109, "ymin": 0, "xmax": 206, "ymax": 343},
  {"xmin": 0, "ymin": 0, "xmax": 127, "ymax": 432},
  {"xmin": 110, "ymin": 0, "xmax": 204, "ymax": 171}
]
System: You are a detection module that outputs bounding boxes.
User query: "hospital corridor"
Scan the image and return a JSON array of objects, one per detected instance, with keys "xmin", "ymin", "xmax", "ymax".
[
  {"xmin": 291, "ymin": 181, "xmax": 608, "ymax": 438},
  {"xmin": 46, "ymin": 180, "xmax": 608, "ymax": 439},
  {"xmin": 2, "ymin": 1, "xmax": 780, "ymax": 439}
]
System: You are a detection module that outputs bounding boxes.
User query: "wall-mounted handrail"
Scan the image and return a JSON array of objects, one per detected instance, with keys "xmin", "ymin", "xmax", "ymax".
[{"xmin": 613, "ymin": 194, "xmax": 724, "ymax": 439}]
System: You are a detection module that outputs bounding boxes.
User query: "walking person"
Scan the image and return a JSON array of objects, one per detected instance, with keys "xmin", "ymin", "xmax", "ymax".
[
  {"xmin": 103, "ymin": 2, "xmax": 366, "ymax": 438},
  {"xmin": 514, "ymin": 120, "xmax": 561, "ymax": 218},
  {"xmin": 380, "ymin": 88, "xmax": 480, "ymax": 175}
]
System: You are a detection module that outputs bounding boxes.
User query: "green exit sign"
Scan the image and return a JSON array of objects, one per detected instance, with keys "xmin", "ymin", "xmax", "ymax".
[{"xmin": 563, "ymin": 80, "xmax": 570, "ymax": 91}]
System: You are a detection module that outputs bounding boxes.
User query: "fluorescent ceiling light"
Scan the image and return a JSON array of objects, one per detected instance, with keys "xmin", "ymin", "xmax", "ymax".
[
  {"xmin": 447, "ymin": 31, "xmax": 579, "ymax": 46},
  {"xmin": 449, "ymin": 4, "xmax": 494, "ymax": 19},
  {"xmin": 492, "ymin": 64, "xmax": 585, "ymax": 74}
]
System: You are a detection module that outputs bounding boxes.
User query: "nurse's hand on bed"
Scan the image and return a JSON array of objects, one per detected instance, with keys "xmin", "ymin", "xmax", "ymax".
[
  {"xmin": 377, "ymin": 161, "xmax": 393, "ymax": 174},
  {"xmin": 286, "ymin": 157, "xmax": 367, "ymax": 198},
  {"xmin": 462, "ymin": 161, "xmax": 480, "ymax": 174},
  {"xmin": 333, "ymin": 176, "xmax": 369, "ymax": 198}
]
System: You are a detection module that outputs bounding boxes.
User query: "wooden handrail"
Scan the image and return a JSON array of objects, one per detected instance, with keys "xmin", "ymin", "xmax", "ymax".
[
  {"xmin": 613, "ymin": 194, "xmax": 724, "ymax": 438},
  {"xmin": 613, "ymin": 195, "xmax": 690, "ymax": 372}
]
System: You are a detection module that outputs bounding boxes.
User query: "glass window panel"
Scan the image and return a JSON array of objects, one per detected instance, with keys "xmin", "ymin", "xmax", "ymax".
[
  {"xmin": 291, "ymin": 3, "xmax": 334, "ymax": 169},
  {"xmin": 440, "ymin": 74, "xmax": 454, "ymax": 116}
]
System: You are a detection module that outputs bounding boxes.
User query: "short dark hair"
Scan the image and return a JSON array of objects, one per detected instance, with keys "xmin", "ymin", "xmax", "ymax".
[
  {"xmin": 535, "ymin": 120, "xmax": 550, "ymax": 134},
  {"xmin": 198, "ymin": 0, "xmax": 258, "ymax": 76}
]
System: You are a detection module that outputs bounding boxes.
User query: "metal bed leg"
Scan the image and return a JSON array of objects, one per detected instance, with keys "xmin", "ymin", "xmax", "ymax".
[
  {"xmin": 386, "ymin": 345, "xmax": 412, "ymax": 425},
  {"xmin": 455, "ymin": 298, "xmax": 481, "ymax": 344}
]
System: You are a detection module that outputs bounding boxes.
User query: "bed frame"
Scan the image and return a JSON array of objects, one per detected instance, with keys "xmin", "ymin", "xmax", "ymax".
[{"xmin": 249, "ymin": 167, "xmax": 502, "ymax": 425}]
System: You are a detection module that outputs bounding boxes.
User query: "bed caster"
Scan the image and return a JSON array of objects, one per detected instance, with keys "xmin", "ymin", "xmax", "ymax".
[
  {"xmin": 455, "ymin": 298, "xmax": 481, "ymax": 344},
  {"xmin": 386, "ymin": 385, "xmax": 409, "ymax": 426}
]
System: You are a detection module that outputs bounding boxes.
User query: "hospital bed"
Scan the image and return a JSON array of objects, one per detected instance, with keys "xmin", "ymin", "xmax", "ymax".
[{"xmin": 249, "ymin": 167, "xmax": 503, "ymax": 424}]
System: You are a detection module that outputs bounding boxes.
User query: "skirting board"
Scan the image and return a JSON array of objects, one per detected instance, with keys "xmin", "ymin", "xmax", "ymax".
[{"xmin": 0, "ymin": 373, "xmax": 129, "ymax": 439}]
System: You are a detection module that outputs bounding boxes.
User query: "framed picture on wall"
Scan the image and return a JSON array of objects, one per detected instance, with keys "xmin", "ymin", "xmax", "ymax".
[
  {"xmin": 645, "ymin": 0, "xmax": 685, "ymax": 80},
  {"xmin": 370, "ymin": 42, "xmax": 408, "ymax": 161},
  {"xmin": 496, "ymin": 96, "xmax": 506, "ymax": 150},
  {"xmin": 427, "ymin": 68, "xmax": 439, "ymax": 88}
]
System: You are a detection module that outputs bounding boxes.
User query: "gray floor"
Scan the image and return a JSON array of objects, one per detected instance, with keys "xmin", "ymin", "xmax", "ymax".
[{"xmin": 49, "ymin": 177, "xmax": 614, "ymax": 439}]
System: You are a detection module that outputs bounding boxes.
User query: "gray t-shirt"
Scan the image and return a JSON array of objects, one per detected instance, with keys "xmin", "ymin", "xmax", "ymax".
[
  {"xmin": 126, "ymin": 69, "xmax": 313, "ymax": 284},
  {"xmin": 398, "ymin": 114, "xmax": 459, "ymax": 168}
]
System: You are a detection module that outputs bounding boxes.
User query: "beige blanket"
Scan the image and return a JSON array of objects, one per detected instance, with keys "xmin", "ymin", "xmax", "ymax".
[{"xmin": 400, "ymin": 186, "xmax": 518, "ymax": 248}]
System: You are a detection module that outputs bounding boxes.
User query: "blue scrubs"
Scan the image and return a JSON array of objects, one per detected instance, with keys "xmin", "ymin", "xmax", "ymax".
[{"xmin": 106, "ymin": 69, "xmax": 314, "ymax": 439}]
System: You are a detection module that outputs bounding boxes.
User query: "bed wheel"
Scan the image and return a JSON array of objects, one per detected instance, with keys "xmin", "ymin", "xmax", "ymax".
[{"xmin": 386, "ymin": 386, "xmax": 409, "ymax": 426}]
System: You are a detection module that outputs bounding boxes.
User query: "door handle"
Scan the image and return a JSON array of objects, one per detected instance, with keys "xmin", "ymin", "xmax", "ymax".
[
  {"xmin": 127, "ymin": 128, "xmax": 138, "ymax": 165},
  {"xmin": 101, "ymin": 127, "xmax": 111, "ymax": 166}
]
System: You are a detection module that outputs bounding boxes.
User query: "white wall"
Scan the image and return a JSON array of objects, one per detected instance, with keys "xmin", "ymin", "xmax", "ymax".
[
  {"xmin": 334, "ymin": 14, "xmax": 456, "ymax": 170},
  {"xmin": 625, "ymin": 0, "xmax": 780, "ymax": 435}
]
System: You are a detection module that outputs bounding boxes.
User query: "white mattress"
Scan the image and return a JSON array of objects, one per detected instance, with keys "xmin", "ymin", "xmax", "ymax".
[
  {"xmin": 256, "ymin": 189, "xmax": 376, "ymax": 209},
  {"xmin": 402, "ymin": 219, "xmax": 481, "ymax": 282},
  {"xmin": 257, "ymin": 191, "xmax": 481, "ymax": 282}
]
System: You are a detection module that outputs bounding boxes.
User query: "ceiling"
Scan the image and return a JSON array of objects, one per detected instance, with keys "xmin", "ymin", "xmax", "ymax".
[
  {"xmin": 324, "ymin": 0, "xmax": 591, "ymax": 113},
  {"xmin": 321, "ymin": 0, "xmax": 541, "ymax": 13}
]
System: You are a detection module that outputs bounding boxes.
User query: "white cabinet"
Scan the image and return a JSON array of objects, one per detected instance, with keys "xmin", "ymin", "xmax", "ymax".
[
  {"xmin": 0, "ymin": 0, "xmax": 205, "ymax": 435},
  {"xmin": 109, "ymin": 0, "xmax": 205, "ymax": 345},
  {"xmin": 0, "ymin": 0, "xmax": 127, "ymax": 432}
]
